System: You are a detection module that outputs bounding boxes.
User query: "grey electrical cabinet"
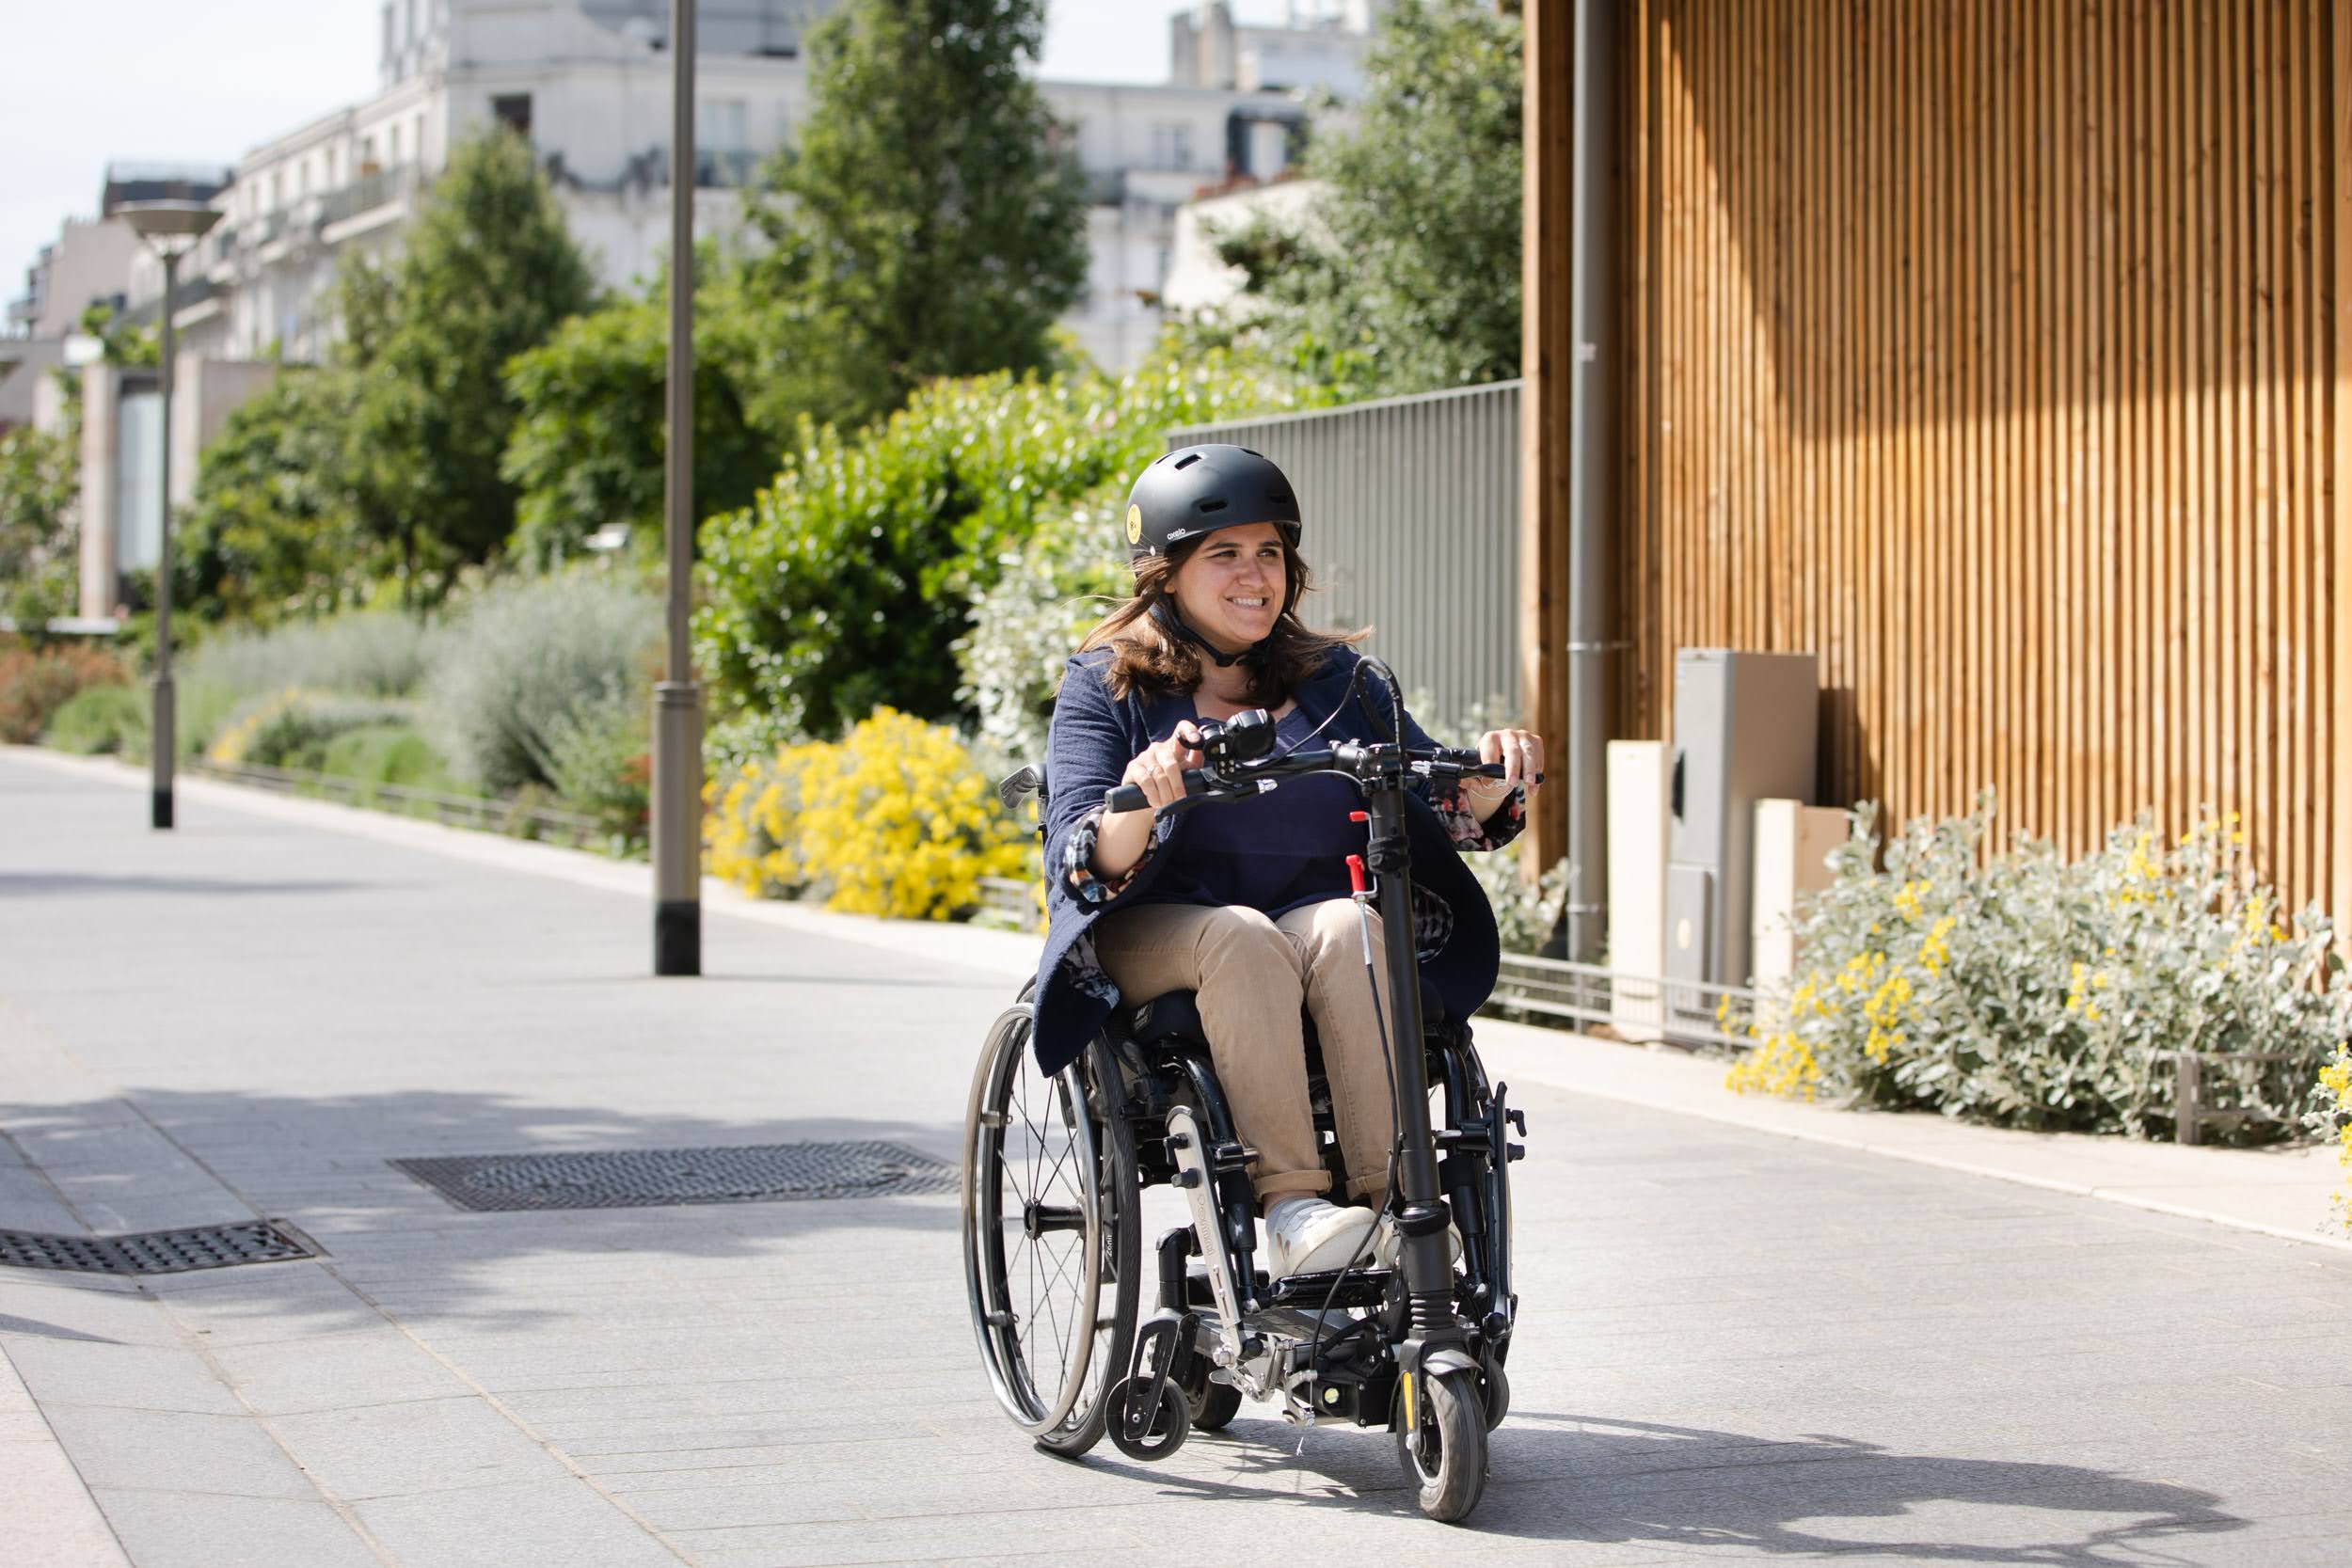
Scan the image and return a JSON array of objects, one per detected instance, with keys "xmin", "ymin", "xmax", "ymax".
[{"xmin": 1663, "ymin": 649, "xmax": 1820, "ymax": 1032}]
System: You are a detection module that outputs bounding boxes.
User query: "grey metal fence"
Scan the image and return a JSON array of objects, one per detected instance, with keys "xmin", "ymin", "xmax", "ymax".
[{"xmin": 1168, "ymin": 379, "xmax": 1522, "ymax": 728}]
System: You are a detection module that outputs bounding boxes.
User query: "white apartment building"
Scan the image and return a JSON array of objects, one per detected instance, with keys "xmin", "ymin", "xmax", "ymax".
[{"xmin": 121, "ymin": 0, "xmax": 1373, "ymax": 373}]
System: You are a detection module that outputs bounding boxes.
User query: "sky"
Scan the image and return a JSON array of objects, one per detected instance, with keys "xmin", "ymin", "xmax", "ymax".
[{"xmin": 1, "ymin": 0, "xmax": 1307, "ymax": 311}]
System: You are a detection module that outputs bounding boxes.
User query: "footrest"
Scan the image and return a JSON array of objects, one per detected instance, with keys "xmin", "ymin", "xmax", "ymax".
[{"xmin": 1263, "ymin": 1266, "xmax": 1395, "ymax": 1310}]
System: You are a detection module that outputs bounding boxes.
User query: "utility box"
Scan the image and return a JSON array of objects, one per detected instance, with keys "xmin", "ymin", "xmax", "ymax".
[
  {"xmin": 1750, "ymin": 799, "xmax": 1851, "ymax": 989},
  {"xmin": 1605, "ymin": 740, "xmax": 1669, "ymax": 1042},
  {"xmin": 1662, "ymin": 650, "xmax": 1819, "ymax": 1034}
]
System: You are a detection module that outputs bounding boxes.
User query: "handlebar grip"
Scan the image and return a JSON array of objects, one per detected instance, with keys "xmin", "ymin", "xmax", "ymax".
[{"xmin": 1105, "ymin": 769, "xmax": 1208, "ymax": 815}]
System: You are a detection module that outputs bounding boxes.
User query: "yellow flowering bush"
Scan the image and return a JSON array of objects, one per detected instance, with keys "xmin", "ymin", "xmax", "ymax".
[
  {"xmin": 1728, "ymin": 790, "xmax": 2352, "ymax": 1143},
  {"xmin": 706, "ymin": 707, "xmax": 1029, "ymax": 921},
  {"xmin": 2310, "ymin": 1045, "xmax": 2352, "ymax": 1232},
  {"xmin": 205, "ymin": 687, "xmax": 410, "ymax": 770}
]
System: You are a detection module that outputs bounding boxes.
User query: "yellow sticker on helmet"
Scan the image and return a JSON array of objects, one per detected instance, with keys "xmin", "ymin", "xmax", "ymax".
[{"xmin": 1125, "ymin": 503, "xmax": 1143, "ymax": 545}]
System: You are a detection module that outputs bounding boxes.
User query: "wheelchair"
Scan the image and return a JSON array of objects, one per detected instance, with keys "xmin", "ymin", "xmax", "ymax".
[{"xmin": 961, "ymin": 687, "xmax": 1529, "ymax": 1523}]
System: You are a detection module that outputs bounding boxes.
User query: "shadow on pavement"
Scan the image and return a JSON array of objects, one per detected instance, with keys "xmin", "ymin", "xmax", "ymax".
[
  {"xmin": 0, "ymin": 873, "xmax": 382, "ymax": 897},
  {"xmin": 1111, "ymin": 1411, "xmax": 2242, "ymax": 1560},
  {"xmin": 0, "ymin": 1085, "xmax": 972, "ymax": 1340}
]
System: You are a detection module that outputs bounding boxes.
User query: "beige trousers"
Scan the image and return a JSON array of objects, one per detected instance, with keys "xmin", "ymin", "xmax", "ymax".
[{"xmin": 1091, "ymin": 898, "xmax": 1399, "ymax": 1208}]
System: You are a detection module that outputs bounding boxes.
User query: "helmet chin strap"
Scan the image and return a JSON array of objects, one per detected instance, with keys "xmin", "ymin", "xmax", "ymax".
[{"xmin": 1152, "ymin": 597, "xmax": 1267, "ymax": 670}]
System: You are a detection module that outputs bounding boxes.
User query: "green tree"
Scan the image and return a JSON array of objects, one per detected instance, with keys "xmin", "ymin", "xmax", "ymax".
[
  {"xmin": 500, "ymin": 252, "xmax": 777, "ymax": 571},
  {"xmin": 742, "ymin": 0, "xmax": 1090, "ymax": 434},
  {"xmin": 77, "ymin": 301, "xmax": 161, "ymax": 370},
  {"xmin": 338, "ymin": 127, "xmax": 596, "ymax": 597},
  {"xmin": 0, "ymin": 423, "xmax": 81, "ymax": 635},
  {"xmin": 1187, "ymin": 0, "xmax": 1523, "ymax": 400},
  {"xmin": 175, "ymin": 368, "xmax": 373, "ymax": 624},
  {"xmin": 695, "ymin": 339, "xmax": 1322, "ymax": 739}
]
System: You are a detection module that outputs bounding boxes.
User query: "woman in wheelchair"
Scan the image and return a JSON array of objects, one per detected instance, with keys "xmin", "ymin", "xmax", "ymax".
[{"xmin": 1030, "ymin": 444, "xmax": 1543, "ymax": 1281}]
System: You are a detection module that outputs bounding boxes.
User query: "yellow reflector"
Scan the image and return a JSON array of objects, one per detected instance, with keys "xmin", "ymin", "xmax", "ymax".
[{"xmin": 1401, "ymin": 1371, "xmax": 1416, "ymax": 1432}]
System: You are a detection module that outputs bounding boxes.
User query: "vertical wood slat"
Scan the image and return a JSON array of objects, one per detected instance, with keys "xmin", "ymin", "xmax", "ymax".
[{"xmin": 1613, "ymin": 0, "xmax": 2346, "ymax": 926}]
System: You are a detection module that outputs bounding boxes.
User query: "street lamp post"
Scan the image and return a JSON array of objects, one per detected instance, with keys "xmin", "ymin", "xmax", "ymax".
[
  {"xmin": 117, "ymin": 199, "xmax": 223, "ymax": 832},
  {"xmin": 652, "ymin": 0, "xmax": 704, "ymax": 974}
]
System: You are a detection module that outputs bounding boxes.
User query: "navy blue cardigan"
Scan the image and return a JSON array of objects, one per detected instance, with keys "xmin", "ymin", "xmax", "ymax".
[{"xmin": 1026, "ymin": 644, "xmax": 1526, "ymax": 1077}]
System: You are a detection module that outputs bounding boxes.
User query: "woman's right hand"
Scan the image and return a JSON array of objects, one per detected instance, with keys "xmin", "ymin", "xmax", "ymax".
[{"xmin": 1110, "ymin": 721, "xmax": 1203, "ymax": 816}]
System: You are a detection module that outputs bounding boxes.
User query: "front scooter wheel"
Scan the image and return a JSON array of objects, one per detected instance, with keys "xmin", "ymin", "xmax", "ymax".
[{"xmin": 1395, "ymin": 1369, "xmax": 1487, "ymax": 1522}]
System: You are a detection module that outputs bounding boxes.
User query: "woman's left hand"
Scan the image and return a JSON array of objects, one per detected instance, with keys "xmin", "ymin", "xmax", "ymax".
[{"xmin": 1471, "ymin": 728, "xmax": 1545, "ymax": 800}]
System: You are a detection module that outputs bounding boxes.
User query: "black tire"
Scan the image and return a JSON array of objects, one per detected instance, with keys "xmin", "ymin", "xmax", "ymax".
[
  {"xmin": 1479, "ymin": 1354, "xmax": 1511, "ymax": 1432},
  {"xmin": 1183, "ymin": 1362, "xmax": 1244, "ymax": 1432},
  {"xmin": 963, "ymin": 1008, "xmax": 1140, "ymax": 1459},
  {"xmin": 1104, "ymin": 1375, "xmax": 1191, "ymax": 1462},
  {"xmin": 1395, "ymin": 1368, "xmax": 1488, "ymax": 1523}
]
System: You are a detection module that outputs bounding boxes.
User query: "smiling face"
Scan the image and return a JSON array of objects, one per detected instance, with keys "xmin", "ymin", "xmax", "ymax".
[{"xmin": 1167, "ymin": 522, "xmax": 1289, "ymax": 654}]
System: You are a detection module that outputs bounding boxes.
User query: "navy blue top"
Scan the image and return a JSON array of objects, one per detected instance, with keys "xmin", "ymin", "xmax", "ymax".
[{"xmin": 1174, "ymin": 705, "xmax": 1360, "ymax": 918}]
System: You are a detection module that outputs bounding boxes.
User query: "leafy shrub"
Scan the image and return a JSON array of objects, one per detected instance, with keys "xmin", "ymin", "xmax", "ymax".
[
  {"xmin": 1465, "ymin": 847, "xmax": 1576, "ymax": 958},
  {"xmin": 43, "ymin": 682, "xmax": 148, "ymax": 756},
  {"xmin": 1, "ymin": 642, "xmax": 131, "ymax": 743},
  {"xmin": 544, "ymin": 699, "xmax": 651, "ymax": 845},
  {"xmin": 206, "ymin": 689, "xmax": 414, "ymax": 771},
  {"xmin": 317, "ymin": 724, "xmax": 453, "ymax": 790},
  {"xmin": 182, "ymin": 611, "xmax": 437, "ymax": 704},
  {"xmin": 952, "ymin": 483, "xmax": 1130, "ymax": 761},
  {"xmin": 707, "ymin": 707, "xmax": 1027, "ymax": 919},
  {"xmin": 421, "ymin": 572, "xmax": 659, "ymax": 794},
  {"xmin": 697, "ymin": 338, "xmax": 1329, "ymax": 740},
  {"xmin": 1728, "ymin": 793, "xmax": 2352, "ymax": 1142}
]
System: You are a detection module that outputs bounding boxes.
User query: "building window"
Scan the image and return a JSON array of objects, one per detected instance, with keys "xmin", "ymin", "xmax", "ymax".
[
  {"xmin": 1151, "ymin": 121, "xmax": 1193, "ymax": 171},
  {"xmin": 389, "ymin": 123, "xmax": 403, "ymax": 164},
  {"xmin": 492, "ymin": 93, "xmax": 532, "ymax": 138},
  {"xmin": 701, "ymin": 97, "xmax": 748, "ymax": 151}
]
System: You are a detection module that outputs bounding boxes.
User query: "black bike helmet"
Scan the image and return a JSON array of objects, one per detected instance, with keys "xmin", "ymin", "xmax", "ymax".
[{"xmin": 1122, "ymin": 444, "xmax": 1302, "ymax": 563}]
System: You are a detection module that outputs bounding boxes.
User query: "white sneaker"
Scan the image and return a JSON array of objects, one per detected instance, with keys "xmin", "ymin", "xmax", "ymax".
[
  {"xmin": 1372, "ymin": 1211, "xmax": 1463, "ymax": 1270},
  {"xmin": 1263, "ymin": 1196, "xmax": 1377, "ymax": 1278}
]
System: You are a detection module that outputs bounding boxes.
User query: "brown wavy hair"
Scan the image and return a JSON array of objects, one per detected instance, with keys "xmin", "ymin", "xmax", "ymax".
[{"xmin": 1075, "ymin": 532, "xmax": 1369, "ymax": 707}]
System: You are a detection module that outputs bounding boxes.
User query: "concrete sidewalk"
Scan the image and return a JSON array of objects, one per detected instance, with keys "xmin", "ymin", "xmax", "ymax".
[
  {"xmin": 22, "ymin": 749, "xmax": 2335, "ymax": 1258},
  {"xmin": 5, "ymin": 747, "xmax": 2350, "ymax": 1568}
]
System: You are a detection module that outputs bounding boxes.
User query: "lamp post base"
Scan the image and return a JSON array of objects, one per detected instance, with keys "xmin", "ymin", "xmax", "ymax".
[
  {"xmin": 151, "ymin": 674, "xmax": 176, "ymax": 832},
  {"xmin": 654, "ymin": 899, "xmax": 701, "ymax": 977}
]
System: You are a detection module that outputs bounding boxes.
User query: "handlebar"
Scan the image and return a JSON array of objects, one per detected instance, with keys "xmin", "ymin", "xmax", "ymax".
[{"xmin": 1104, "ymin": 741, "xmax": 1541, "ymax": 818}]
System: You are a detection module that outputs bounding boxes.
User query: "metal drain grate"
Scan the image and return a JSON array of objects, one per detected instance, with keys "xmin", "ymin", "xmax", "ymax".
[
  {"xmin": 0, "ymin": 1221, "xmax": 317, "ymax": 1275},
  {"xmin": 390, "ymin": 1142, "xmax": 961, "ymax": 1212}
]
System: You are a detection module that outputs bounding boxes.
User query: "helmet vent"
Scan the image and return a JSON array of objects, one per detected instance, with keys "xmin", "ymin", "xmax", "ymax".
[
  {"xmin": 1267, "ymin": 489, "xmax": 1293, "ymax": 504},
  {"xmin": 1196, "ymin": 499, "xmax": 1229, "ymax": 514},
  {"xmin": 1240, "ymin": 447, "xmax": 1263, "ymax": 457},
  {"xmin": 1173, "ymin": 452, "xmax": 1203, "ymax": 469}
]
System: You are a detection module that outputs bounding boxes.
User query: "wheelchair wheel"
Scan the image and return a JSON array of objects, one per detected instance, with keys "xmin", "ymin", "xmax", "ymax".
[
  {"xmin": 963, "ymin": 1004, "xmax": 1139, "ymax": 1457},
  {"xmin": 1395, "ymin": 1367, "xmax": 1488, "ymax": 1523}
]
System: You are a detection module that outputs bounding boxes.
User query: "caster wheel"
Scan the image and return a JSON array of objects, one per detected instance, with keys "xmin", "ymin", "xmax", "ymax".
[
  {"xmin": 1105, "ymin": 1376, "xmax": 1189, "ymax": 1462},
  {"xmin": 1480, "ymin": 1356, "xmax": 1511, "ymax": 1431},
  {"xmin": 1395, "ymin": 1369, "xmax": 1487, "ymax": 1522},
  {"xmin": 1184, "ymin": 1370, "xmax": 1242, "ymax": 1433}
]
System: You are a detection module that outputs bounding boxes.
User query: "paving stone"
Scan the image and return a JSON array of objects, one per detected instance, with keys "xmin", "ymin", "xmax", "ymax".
[
  {"xmin": 352, "ymin": 1477, "xmax": 682, "ymax": 1568},
  {"xmin": 40, "ymin": 1404, "xmax": 318, "ymax": 1499},
  {"xmin": 269, "ymin": 1394, "xmax": 574, "ymax": 1499},
  {"xmin": 86, "ymin": 1491, "xmax": 379, "ymax": 1568},
  {"xmin": 208, "ymin": 1329, "xmax": 468, "ymax": 1416},
  {"xmin": 0, "ymin": 1338, "xmax": 246, "ymax": 1416}
]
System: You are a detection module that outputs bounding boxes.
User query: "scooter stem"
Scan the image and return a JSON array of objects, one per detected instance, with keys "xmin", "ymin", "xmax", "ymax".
[{"xmin": 1362, "ymin": 767, "xmax": 1462, "ymax": 1344}]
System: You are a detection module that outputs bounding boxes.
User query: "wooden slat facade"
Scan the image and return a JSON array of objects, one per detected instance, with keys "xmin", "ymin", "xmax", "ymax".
[{"xmin": 1563, "ymin": 0, "xmax": 2352, "ymax": 927}]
